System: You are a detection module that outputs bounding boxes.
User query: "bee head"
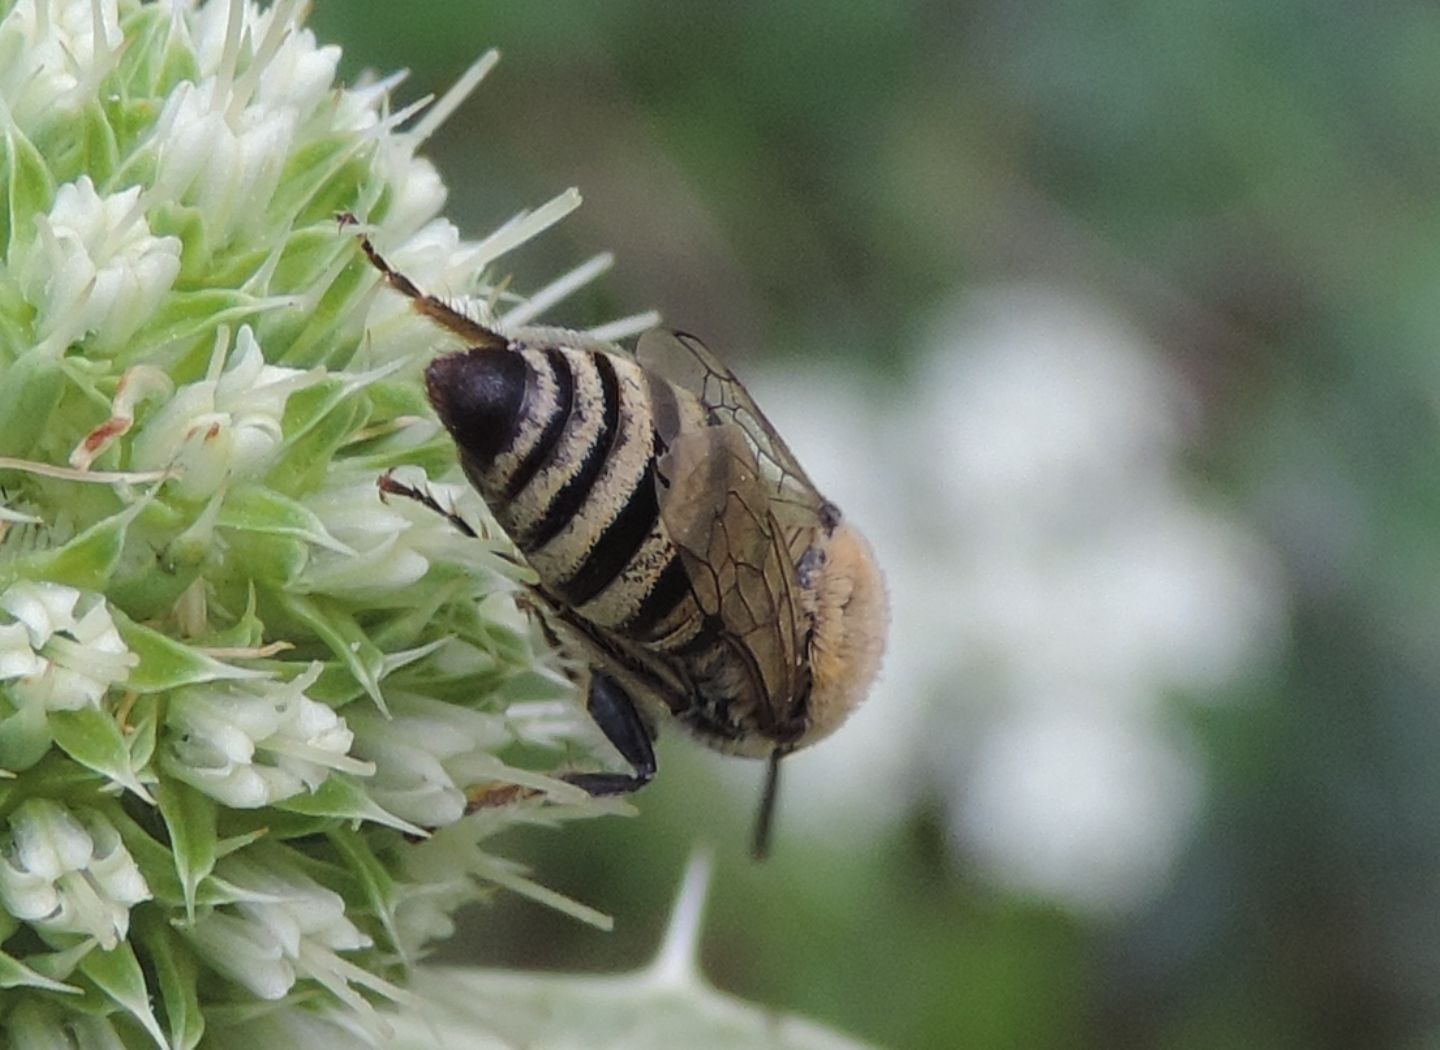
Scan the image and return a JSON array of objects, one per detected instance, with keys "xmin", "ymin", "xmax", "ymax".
[{"xmin": 797, "ymin": 520, "xmax": 888, "ymax": 748}]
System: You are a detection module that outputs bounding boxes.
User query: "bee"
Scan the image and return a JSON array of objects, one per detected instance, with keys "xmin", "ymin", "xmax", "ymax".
[{"xmin": 352, "ymin": 225, "xmax": 888, "ymax": 856}]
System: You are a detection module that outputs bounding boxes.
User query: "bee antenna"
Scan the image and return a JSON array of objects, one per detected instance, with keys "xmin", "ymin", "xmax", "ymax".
[{"xmin": 751, "ymin": 750, "xmax": 785, "ymax": 861}]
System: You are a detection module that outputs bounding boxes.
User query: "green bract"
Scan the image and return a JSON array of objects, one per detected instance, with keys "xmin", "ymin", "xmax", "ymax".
[{"xmin": 0, "ymin": 1, "xmax": 627, "ymax": 1045}]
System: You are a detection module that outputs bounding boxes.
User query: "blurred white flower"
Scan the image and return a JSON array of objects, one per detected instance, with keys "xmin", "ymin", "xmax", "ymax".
[
  {"xmin": 0, "ymin": 800, "xmax": 150, "ymax": 950},
  {"xmin": 737, "ymin": 284, "xmax": 1286, "ymax": 917},
  {"xmin": 0, "ymin": 581, "xmax": 135, "ymax": 711},
  {"xmin": 924, "ymin": 290, "xmax": 1183, "ymax": 524},
  {"xmin": 913, "ymin": 285, "xmax": 1286, "ymax": 915},
  {"xmin": 952, "ymin": 702, "xmax": 1203, "ymax": 914}
]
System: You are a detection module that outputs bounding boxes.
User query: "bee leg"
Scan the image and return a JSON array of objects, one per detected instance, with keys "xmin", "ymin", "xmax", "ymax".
[
  {"xmin": 565, "ymin": 671, "xmax": 657, "ymax": 796},
  {"xmin": 376, "ymin": 471, "xmax": 479, "ymax": 538},
  {"xmin": 378, "ymin": 471, "xmax": 536, "ymax": 574},
  {"xmin": 337, "ymin": 212, "xmax": 508, "ymax": 351}
]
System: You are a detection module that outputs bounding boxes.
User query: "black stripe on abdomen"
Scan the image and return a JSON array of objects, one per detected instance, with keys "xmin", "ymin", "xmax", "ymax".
[
  {"xmin": 621, "ymin": 555, "xmax": 693, "ymax": 640},
  {"xmin": 556, "ymin": 455, "xmax": 660, "ymax": 606},
  {"xmin": 502, "ymin": 347, "xmax": 574, "ymax": 501},
  {"xmin": 520, "ymin": 351, "xmax": 622, "ymax": 551}
]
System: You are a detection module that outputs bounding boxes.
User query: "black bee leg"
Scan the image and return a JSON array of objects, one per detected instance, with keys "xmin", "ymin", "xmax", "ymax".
[
  {"xmin": 564, "ymin": 671, "xmax": 657, "ymax": 796},
  {"xmin": 376, "ymin": 471, "xmax": 478, "ymax": 538}
]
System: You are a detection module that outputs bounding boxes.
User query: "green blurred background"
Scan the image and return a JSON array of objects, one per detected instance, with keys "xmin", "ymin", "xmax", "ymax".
[{"xmin": 312, "ymin": 4, "xmax": 1440, "ymax": 1049}]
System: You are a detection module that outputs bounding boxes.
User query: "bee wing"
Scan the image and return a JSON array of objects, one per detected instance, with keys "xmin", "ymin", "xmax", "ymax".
[
  {"xmin": 658, "ymin": 424, "xmax": 809, "ymax": 728},
  {"xmin": 637, "ymin": 329, "xmax": 828, "ymax": 731},
  {"xmin": 637, "ymin": 328, "xmax": 825, "ymax": 525}
]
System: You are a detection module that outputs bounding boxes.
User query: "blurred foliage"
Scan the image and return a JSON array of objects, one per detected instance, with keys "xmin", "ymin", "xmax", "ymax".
[{"xmin": 313, "ymin": 3, "xmax": 1440, "ymax": 1049}]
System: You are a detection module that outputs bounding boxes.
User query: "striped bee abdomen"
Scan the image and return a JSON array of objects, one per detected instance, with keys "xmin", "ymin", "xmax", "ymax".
[{"xmin": 424, "ymin": 341, "xmax": 702, "ymax": 639}]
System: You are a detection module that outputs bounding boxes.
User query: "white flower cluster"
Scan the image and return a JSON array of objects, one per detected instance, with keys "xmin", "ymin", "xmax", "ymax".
[
  {"xmin": 151, "ymin": 5, "xmax": 339, "ymax": 245},
  {"xmin": 187, "ymin": 854, "xmax": 404, "ymax": 1025},
  {"xmin": 164, "ymin": 663, "xmax": 373, "ymax": 808},
  {"xmin": 0, "ymin": 799, "xmax": 150, "ymax": 950},
  {"xmin": 13, "ymin": 177, "xmax": 182, "ymax": 355},
  {"xmin": 0, "ymin": 580, "xmax": 135, "ymax": 713},
  {"xmin": 348, "ymin": 694, "xmax": 508, "ymax": 828},
  {"xmin": 0, "ymin": 0, "xmax": 621, "ymax": 1043},
  {"xmin": 130, "ymin": 325, "xmax": 322, "ymax": 500},
  {"xmin": 0, "ymin": 0, "xmax": 122, "ymax": 122}
]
